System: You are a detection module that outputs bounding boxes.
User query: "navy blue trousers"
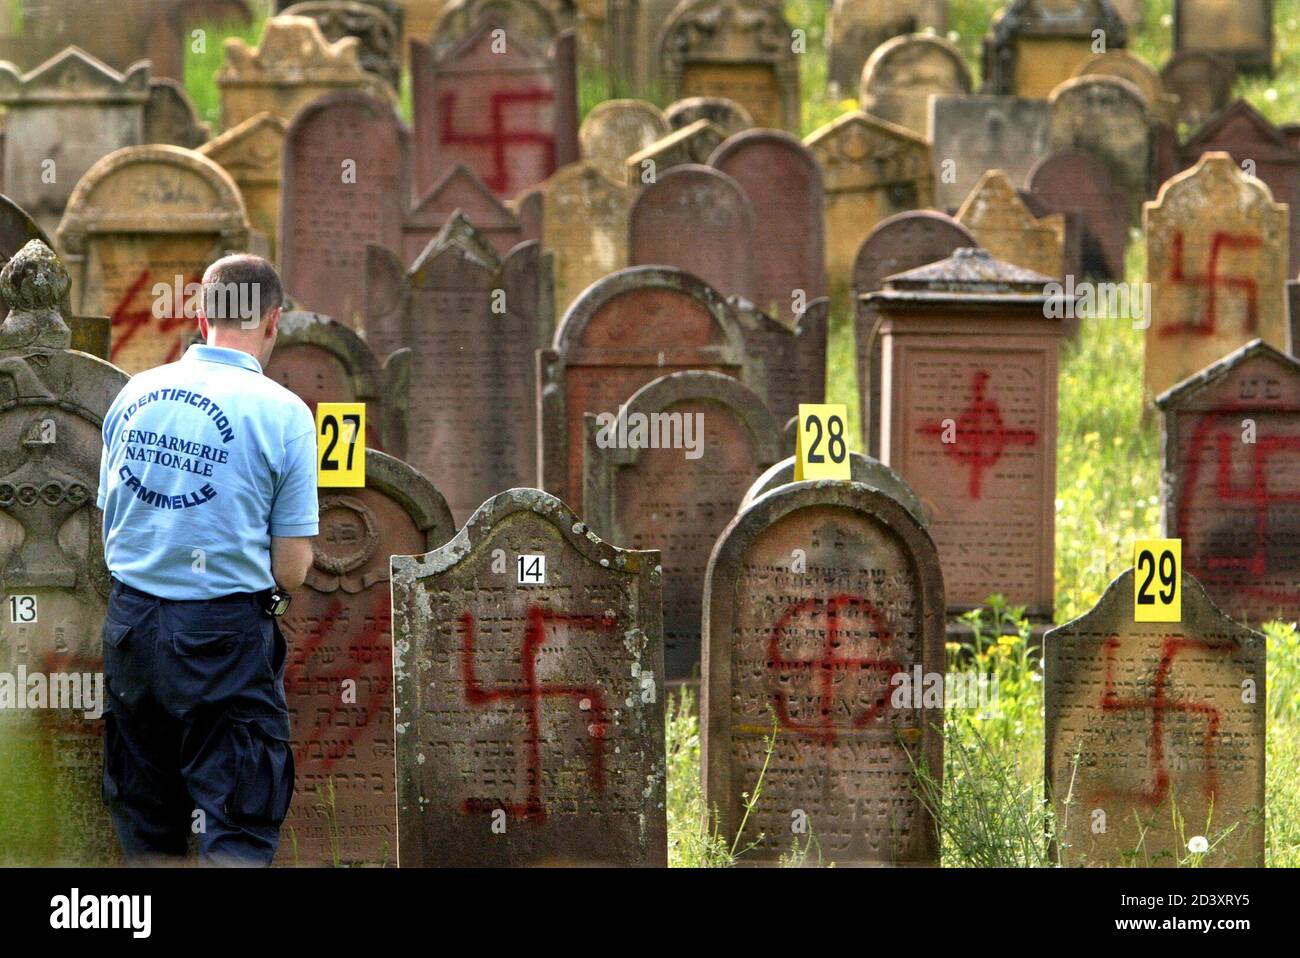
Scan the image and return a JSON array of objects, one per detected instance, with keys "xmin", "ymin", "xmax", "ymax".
[{"xmin": 101, "ymin": 580, "xmax": 294, "ymax": 867}]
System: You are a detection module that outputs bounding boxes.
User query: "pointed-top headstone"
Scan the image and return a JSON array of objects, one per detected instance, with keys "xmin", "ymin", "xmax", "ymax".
[{"xmin": 956, "ymin": 170, "xmax": 1065, "ymax": 279}]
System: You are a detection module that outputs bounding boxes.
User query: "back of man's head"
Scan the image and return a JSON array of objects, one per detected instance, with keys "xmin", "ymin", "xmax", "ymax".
[{"xmin": 202, "ymin": 254, "xmax": 284, "ymax": 329}]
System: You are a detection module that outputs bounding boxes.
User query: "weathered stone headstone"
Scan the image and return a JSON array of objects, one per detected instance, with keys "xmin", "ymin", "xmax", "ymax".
[
  {"xmin": 1160, "ymin": 51, "xmax": 1234, "ymax": 131},
  {"xmin": 56, "ymin": 145, "xmax": 251, "ymax": 374},
  {"xmin": 280, "ymin": 91, "xmax": 409, "ymax": 328},
  {"xmin": 658, "ymin": 0, "xmax": 801, "ymax": 133},
  {"xmin": 731, "ymin": 295, "xmax": 828, "ymax": 431},
  {"xmin": 928, "ymin": 94, "xmax": 1050, "ymax": 215},
  {"xmin": 579, "ymin": 98, "xmax": 669, "ymax": 182},
  {"xmin": 0, "ymin": 48, "xmax": 151, "ymax": 235},
  {"xmin": 197, "ymin": 112, "xmax": 288, "ymax": 264},
  {"xmin": 1173, "ymin": 0, "xmax": 1272, "ymax": 73},
  {"xmin": 1071, "ymin": 48, "xmax": 1176, "ymax": 120},
  {"xmin": 806, "ymin": 111, "xmax": 933, "ymax": 289},
  {"xmin": 606, "ymin": 0, "xmax": 682, "ymax": 96},
  {"xmin": 143, "ymin": 78, "xmax": 211, "ymax": 149},
  {"xmin": 411, "ymin": 17, "xmax": 579, "ymax": 201},
  {"xmin": 853, "ymin": 210, "xmax": 975, "ymax": 456},
  {"xmin": 1049, "ymin": 74, "xmax": 1150, "ymax": 223},
  {"xmin": 277, "ymin": 448, "xmax": 454, "ymax": 866},
  {"xmin": 403, "ymin": 165, "xmax": 524, "ymax": 263},
  {"xmin": 825, "ymin": 0, "xmax": 948, "ymax": 94},
  {"xmin": 702, "ymin": 479, "xmax": 945, "ymax": 866},
  {"xmin": 283, "ymin": 0, "xmax": 403, "ymax": 91},
  {"xmin": 1027, "ymin": 149, "xmax": 1128, "ymax": 279},
  {"xmin": 1018, "ymin": 187, "xmax": 1085, "ymax": 289},
  {"xmin": 0, "ymin": 240, "xmax": 128, "ymax": 865},
  {"xmin": 218, "ymin": 15, "xmax": 395, "ymax": 131},
  {"xmin": 982, "ymin": 0, "xmax": 1128, "ymax": 98},
  {"xmin": 541, "ymin": 161, "xmax": 634, "ymax": 319},
  {"xmin": 1144, "ymin": 152, "xmax": 1289, "ymax": 401},
  {"xmin": 628, "ymin": 163, "xmax": 753, "ymax": 301},
  {"xmin": 1155, "ymin": 339, "xmax": 1300, "ymax": 626},
  {"xmin": 390, "ymin": 488, "xmax": 667, "ymax": 866},
  {"xmin": 664, "ymin": 95, "xmax": 752, "ymax": 136},
  {"xmin": 624, "ymin": 119, "xmax": 727, "ymax": 185},
  {"xmin": 1045, "ymin": 568, "xmax": 1265, "ymax": 866},
  {"xmin": 710, "ymin": 130, "xmax": 826, "ymax": 327},
  {"xmin": 430, "ymin": 0, "xmax": 560, "ymax": 54},
  {"xmin": 365, "ymin": 215, "xmax": 547, "ymax": 522},
  {"xmin": 538, "ymin": 266, "xmax": 752, "ymax": 510},
  {"xmin": 583, "ymin": 371, "xmax": 781, "ymax": 679},
  {"xmin": 956, "ymin": 170, "xmax": 1065, "ymax": 279},
  {"xmin": 739, "ymin": 452, "xmax": 927, "ymax": 526},
  {"xmin": 867, "ymin": 248, "xmax": 1063, "ymax": 621},
  {"xmin": 859, "ymin": 33, "xmax": 971, "ymax": 138}
]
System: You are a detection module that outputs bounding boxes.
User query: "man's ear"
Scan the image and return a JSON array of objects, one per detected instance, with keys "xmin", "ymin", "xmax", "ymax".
[
  {"xmin": 197, "ymin": 312, "xmax": 210, "ymax": 342},
  {"xmin": 264, "ymin": 306, "xmax": 282, "ymax": 339}
]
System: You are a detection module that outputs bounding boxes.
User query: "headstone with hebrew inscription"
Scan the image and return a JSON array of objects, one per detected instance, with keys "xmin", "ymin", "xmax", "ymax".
[
  {"xmin": 739, "ymin": 452, "xmax": 926, "ymax": 527},
  {"xmin": 579, "ymin": 99, "xmax": 669, "ymax": 183},
  {"xmin": 1045, "ymin": 568, "xmax": 1265, "ymax": 866},
  {"xmin": 956, "ymin": 170, "xmax": 1065, "ymax": 280},
  {"xmin": 198, "ymin": 113, "xmax": 288, "ymax": 264},
  {"xmin": 664, "ymin": 96, "xmax": 752, "ymax": 137},
  {"xmin": 858, "ymin": 33, "xmax": 971, "ymax": 139},
  {"xmin": 541, "ymin": 161, "xmax": 634, "ymax": 320},
  {"xmin": 625, "ymin": 120, "xmax": 727, "ymax": 185},
  {"xmin": 281, "ymin": 91, "xmax": 409, "ymax": 328},
  {"xmin": 1143, "ymin": 152, "xmax": 1289, "ymax": 401},
  {"xmin": 658, "ymin": 0, "xmax": 800, "ymax": 134},
  {"xmin": 1155, "ymin": 339, "xmax": 1300, "ymax": 626},
  {"xmin": 731, "ymin": 296, "xmax": 827, "ymax": 431},
  {"xmin": 1161, "ymin": 51, "xmax": 1234, "ymax": 131},
  {"xmin": 283, "ymin": 0, "xmax": 403, "ymax": 91},
  {"xmin": 867, "ymin": 248, "xmax": 1063, "ymax": 621},
  {"xmin": 1174, "ymin": 0, "xmax": 1271, "ymax": 73},
  {"xmin": 403, "ymin": 165, "xmax": 525, "ymax": 263},
  {"xmin": 391, "ymin": 488, "xmax": 667, "ymax": 866},
  {"xmin": 1027, "ymin": 149, "xmax": 1128, "ymax": 279},
  {"xmin": 277, "ymin": 449, "xmax": 453, "ymax": 866},
  {"xmin": 0, "ymin": 240, "xmax": 129, "ymax": 866},
  {"xmin": 702, "ymin": 479, "xmax": 945, "ymax": 866},
  {"xmin": 56, "ymin": 146, "xmax": 251, "ymax": 374},
  {"xmin": 929, "ymin": 94, "xmax": 1050, "ymax": 214},
  {"xmin": 982, "ymin": 0, "xmax": 1128, "ymax": 98},
  {"xmin": 583, "ymin": 371, "xmax": 781, "ymax": 680},
  {"xmin": 1049, "ymin": 74, "xmax": 1150, "ymax": 223},
  {"xmin": 825, "ymin": 0, "xmax": 947, "ymax": 94}
]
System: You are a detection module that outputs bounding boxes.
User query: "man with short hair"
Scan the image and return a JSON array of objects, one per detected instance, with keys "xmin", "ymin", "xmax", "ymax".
[{"xmin": 97, "ymin": 254, "xmax": 318, "ymax": 866}]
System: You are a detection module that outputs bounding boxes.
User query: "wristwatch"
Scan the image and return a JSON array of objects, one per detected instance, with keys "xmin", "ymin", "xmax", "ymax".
[{"xmin": 265, "ymin": 589, "xmax": 292, "ymax": 617}]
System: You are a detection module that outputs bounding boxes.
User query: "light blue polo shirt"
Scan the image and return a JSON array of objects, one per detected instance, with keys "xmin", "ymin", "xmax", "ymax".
[{"xmin": 98, "ymin": 344, "xmax": 319, "ymax": 600}]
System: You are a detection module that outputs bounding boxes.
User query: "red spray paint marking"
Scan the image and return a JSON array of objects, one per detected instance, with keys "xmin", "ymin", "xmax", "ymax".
[
  {"xmin": 766, "ymin": 593, "xmax": 901, "ymax": 746},
  {"xmin": 917, "ymin": 370, "xmax": 1037, "ymax": 499},
  {"xmin": 109, "ymin": 269, "xmax": 199, "ymax": 364},
  {"xmin": 439, "ymin": 88, "xmax": 555, "ymax": 194},
  {"xmin": 1176, "ymin": 406, "xmax": 1300, "ymax": 606},
  {"xmin": 1161, "ymin": 230, "xmax": 1262, "ymax": 338},
  {"xmin": 1095, "ymin": 634, "xmax": 1233, "ymax": 806}
]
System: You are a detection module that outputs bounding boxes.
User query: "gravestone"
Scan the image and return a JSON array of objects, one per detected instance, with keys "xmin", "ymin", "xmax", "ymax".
[
  {"xmin": 1155, "ymin": 339, "xmax": 1300, "ymax": 626},
  {"xmin": 1143, "ymin": 152, "xmax": 1289, "ymax": 401},
  {"xmin": 859, "ymin": 33, "xmax": 971, "ymax": 138},
  {"xmin": 1160, "ymin": 51, "xmax": 1234, "ymax": 131},
  {"xmin": 283, "ymin": 0, "xmax": 403, "ymax": 91},
  {"xmin": 280, "ymin": 91, "xmax": 409, "ymax": 328},
  {"xmin": 1049, "ymin": 75, "xmax": 1150, "ymax": 223},
  {"xmin": 1071, "ymin": 49, "xmax": 1176, "ymax": 123},
  {"xmin": 806, "ymin": 111, "xmax": 933, "ymax": 290},
  {"xmin": 853, "ymin": 210, "xmax": 975, "ymax": 455},
  {"xmin": 1019, "ymin": 188, "xmax": 1085, "ymax": 288},
  {"xmin": 1027, "ymin": 149, "xmax": 1128, "ymax": 279},
  {"xmin": 365, "ymin": 215, "xmax": 547, "ymax": 522},
  {"xmin": 982, "ymin": 0, "xmax": 1128, "ymax": 98},
  {"xmin": 1174, "ymin": 0, "xmax": 1272, "ymax": 73},
  {"xmin": 0, "ymin": 48, "xmax": 151, "ymax": 235},
  {"xmin": 928, "ymin": 94, "xmax": 1051, "ymax": 215},
  {"xmin": 541, "ymin": 161, "xmax": 634, "ymax": 319},
  {"xmin": 411, "ymin": 17, "xmax": 579, "ymax": 201},
  {"xmin": 1045, "ymin": 568, "xmax": 1265, "ymax": 866},
  {"xmin": 143, "ymin": 78, "xmax": 210, "ymax": 149},
  {"xmin": 956, "ymin": 170, "xmax": 1065, "ymax": 279},
  {"xmin": 710, "ymin": 130, "xmax": 826, "ymax": 327},
  {"xmin": 583, "ymin": 370, "xmax": 782, "ymax": 680},
  {"xmin": 702, "ymin": 479, "xmax": 945, "ymax": 866},
  {"xmin": 538, "ymin": 266, "xmax": 752, "ymax": 510},
  {"xmin": 606, "ymin": 0, "xmax": 682, "ymax": 96},
  {"xmin": 218, "ymin": 15, "xmax": 395, "ymax": 131},
  {"xmin": 628, "ymin": 164, "xmax": 753, "ymax": 301},
  {"xmin": 624, "ymin": 119, "xmax": 727, "ymax": 185},
  {"xmin": 1181, "ymin": 100, "xmax": 1300, "ymax": 276},
  {"xmin": 56, "ymin": 146, "xmax": 251, "ymax": 374},
  {"xmin": 658, "ymin": 0, "xmax": 801, "ymax": 133},
  {"xmin": 825, "ymin": 0, "xmax": 948, "ymax": 94},
  {"xmin": 739, "ymin": 452, "xmax": 927, "ymax": 527},
  {"xmin": 390, "ymin": 488, "xmax": 667, "ymax": 866},
  {"xmin": 579, "ymin": 98, "xmax": 669, "ymax": 182},
  {"xmin": 430, "ymin": 0, "xmax": 560, "ymax": 54},
  {"xmin": 867, "ymin": 248, "xmax": 1063, "ymax": 621},
  {"xmin": 197, "ymin": 113, "xmax": 288, "ymax": 264},
  {"xmin": 277, "ymin": 449, "xmax": 454, "ymax": 866},
  {"xmin": 0, "ymin": 240, "xmax": 128, "ymax": 865},
  {"xmin": 403, "ymin": 165, "xmax": 524, "ymax": 263},
  {"xmin": 664, "ymin": 96, "xmax": 753, "ymax": 136},
  {"xmin": 731, "ymin": 295, "xmax": 828, "ymax": 431}
]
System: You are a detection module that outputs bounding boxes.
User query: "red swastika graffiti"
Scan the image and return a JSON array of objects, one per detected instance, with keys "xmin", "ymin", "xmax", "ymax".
[
  {"xmin": 1176, "ymin": 408, "xmax": 1300, "ymax": 608},
  {"xmin": 439, "ymin": 88, "xmax": 555, "ymax": 195},
  {"xmin": 109, "ymin": 270, "xmax": 198, "ymax": 365},
  {"xmin": 1096, "ymin": 635, "xmax": 1233, "ymax": 805},
  {"xmin": 1161, "ymin": 230, "xmax": 1263, "ymax": 338},
  {"xmin": 917, "ymin": 369, "xmax": 1037, "ymax": 499},
  {"xmin": 767, "ymin": 594, "xmax": 901, "ymax": 745},
  {"xmin": 459, "ymin": 605, "xmax": 615, "ymax": 821}
]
